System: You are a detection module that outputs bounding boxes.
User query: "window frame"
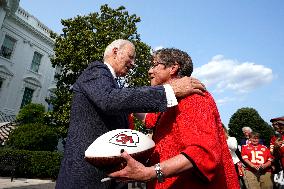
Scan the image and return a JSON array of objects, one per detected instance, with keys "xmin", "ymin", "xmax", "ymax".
[
  {"xmin": 20, "ymin": 87, "xmax": 34, "ymax": 108},
  {"xmin": 0, "ymin": 35, "xmax": 17, "ymax": 59},
  {"xmin": 30, "ymin": 51, "xmax": 43, "ymax": 73}
]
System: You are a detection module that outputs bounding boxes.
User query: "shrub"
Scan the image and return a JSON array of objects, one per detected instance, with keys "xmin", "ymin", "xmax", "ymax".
[
  {"xmin": 29, "ymin": 151, "xmax": 63, "ymax": 178},
  {"xmin": 6, "ymin": 123, "xmax": 58, "ymax": 151},
  {"xmin": 0, "ymin": 149, "xmax": 63, "ymax": 179},
  {"xmin": 16, "ymin": 103, "xmax": 45, "ymax": 124}
]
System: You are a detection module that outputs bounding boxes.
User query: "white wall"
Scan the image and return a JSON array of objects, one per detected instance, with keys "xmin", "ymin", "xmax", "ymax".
[{"xmin": 0, "ymin": 4, "xmax": 56, "ymax": 116}]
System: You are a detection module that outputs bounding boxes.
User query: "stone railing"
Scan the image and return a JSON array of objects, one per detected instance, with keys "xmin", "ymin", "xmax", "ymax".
[
  {"xmin": 0, "ymin": 111, "xmax": 15, "ymax": 123},
  {"xmin": 0, "ymin": 121, "xmax": 17, "ymax": 146}
]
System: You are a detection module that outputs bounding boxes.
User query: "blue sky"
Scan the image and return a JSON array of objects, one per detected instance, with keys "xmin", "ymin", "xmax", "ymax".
[{"xmin": 20, "ymin": 0, "xmax": 284, "ymax": 126}]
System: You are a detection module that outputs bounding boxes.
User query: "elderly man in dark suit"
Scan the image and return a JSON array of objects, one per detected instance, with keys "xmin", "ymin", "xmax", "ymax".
[
  {"xmin": 55, "ymin": 39, "xmax": 205, "ymax": 189},
  {"xmin": 240, "ymin": 127, "xmax": 264, "ymax": 146}
]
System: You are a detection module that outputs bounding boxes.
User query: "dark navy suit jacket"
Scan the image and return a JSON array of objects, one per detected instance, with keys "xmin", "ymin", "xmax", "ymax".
[
  {"xmin": 240, "ymin": 138, "xmax": 265, "ymax": 146},
  {"xmin": 56, "ymin": 61, "xmax": 168, "ymax": 189}
]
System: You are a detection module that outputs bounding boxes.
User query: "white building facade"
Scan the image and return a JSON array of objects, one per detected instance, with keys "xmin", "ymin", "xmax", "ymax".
[{"xmin": 0, "ymin": 0, "xmax": 56, "ymax": 117}]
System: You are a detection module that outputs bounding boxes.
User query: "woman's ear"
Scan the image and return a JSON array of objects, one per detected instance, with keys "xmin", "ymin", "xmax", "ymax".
[
  {"xmin": 170, "ymin": 63, "xmax": 180, "ymax": 75},
  {"xmin": 112, "ymin": 47, "xmax": 118, "ymax": 55}
]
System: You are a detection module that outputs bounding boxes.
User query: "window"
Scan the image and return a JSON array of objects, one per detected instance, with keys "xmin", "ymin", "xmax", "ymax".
[
  {"xmin": 30, "ymin": 51, "xmax": 43, "ymax": 72},
  {"xmin": 0, "ymin": 35, "xmax": 16, "ymax": 59},
  {"xmin": 20, "ymin": 87, "xmax": 34, "ymax": 108}
]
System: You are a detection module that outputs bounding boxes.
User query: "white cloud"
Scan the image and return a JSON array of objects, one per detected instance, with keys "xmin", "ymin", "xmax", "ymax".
[
  {"xmin": 150, "ymin": 46, "xmax": 164, "ymax": 54},
  {"xmin": 216, "ymin": 97, "xmax": 236, "ymax": 105},
  {"xmin": 192, "ymin": 55, "xmax": 274, "ymax": 93},
  {"xmin": 153, "ymin": 46, "xmax": 163, "ymax": 51}
]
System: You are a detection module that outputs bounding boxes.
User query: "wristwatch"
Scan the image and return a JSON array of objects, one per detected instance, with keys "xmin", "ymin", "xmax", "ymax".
[{"xmin": 154, "ymin": 163, "xmax": 165, "ymax": 183}]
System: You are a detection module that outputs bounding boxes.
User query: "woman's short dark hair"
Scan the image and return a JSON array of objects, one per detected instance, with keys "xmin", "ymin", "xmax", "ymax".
[
  {"xmin": 250, "ymin": 132, "xmax": 260, "ymax": 138},
  {"xmin": 152, "ymin": 48, "xmax": 193, "ymax": 77}
]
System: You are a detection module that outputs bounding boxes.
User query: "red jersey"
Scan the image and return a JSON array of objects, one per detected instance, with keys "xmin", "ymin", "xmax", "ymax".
[{"xmin": 241, "ymin": 143, "xmax": 273, "ymax": 172}]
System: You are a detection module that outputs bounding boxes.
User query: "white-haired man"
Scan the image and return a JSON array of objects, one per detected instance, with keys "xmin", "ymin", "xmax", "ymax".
[
  {"xmin": 241, "ymin": 127, "xmax": 264, "ymax": 146},
  {"xmin": 241, "ymin": 127, "xmax": 253, "ymax": 146}
]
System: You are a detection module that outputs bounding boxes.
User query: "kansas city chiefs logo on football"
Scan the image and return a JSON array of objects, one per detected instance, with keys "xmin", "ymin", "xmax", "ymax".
[{"xmin": 109, "ymin": 130, "xmax": 140, "ymax": 147}]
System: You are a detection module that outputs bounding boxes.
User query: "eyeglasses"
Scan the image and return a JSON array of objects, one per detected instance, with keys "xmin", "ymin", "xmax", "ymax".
[{"xmin": 150, "ymin": 62, "xmax": 166, "ymax": 69}]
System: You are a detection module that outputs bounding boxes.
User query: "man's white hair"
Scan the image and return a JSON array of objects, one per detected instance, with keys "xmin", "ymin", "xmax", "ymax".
[
  {"xmin": 242, "ymin": 127, "xmax": 252, "ymax": 132},
  {"xmin": 104, "ymin": 39, "xmax": 134, "ymax": 60}
]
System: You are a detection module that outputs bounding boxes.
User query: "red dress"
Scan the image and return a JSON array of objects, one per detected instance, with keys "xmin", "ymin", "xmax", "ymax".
[{"xmin": 145, "ymin": 92, "xmax": 240, "ymax": 189}]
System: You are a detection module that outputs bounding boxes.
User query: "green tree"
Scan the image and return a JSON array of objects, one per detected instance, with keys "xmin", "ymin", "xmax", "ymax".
[
  {"xmin": 6, "ymin": 123, "xmax": 58, "ymax": 151},
  {"xmin": 48, "ymin": 5, "xmax": 152, "ymax": 137},
  {"xmin": 228, "ymin": 107, "xmax": 273, "ymax": 146},
  {"xmin": 16, "ymin": 103, "xmax": 45, "ymax": 124}
]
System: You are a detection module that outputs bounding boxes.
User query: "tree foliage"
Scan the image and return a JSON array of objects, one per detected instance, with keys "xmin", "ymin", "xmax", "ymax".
[
  {"xmin": 228, "ymin": 107, "xmax": 273, "ymax": 146},
  {"xmin": 48, "ymin": 5, "xmax": 152, "ymax": 137},
  {"xmin": 6, "ymin": 123, "xmax": 58, "ymax": 151},
  {"xmin": 16, "ymin": 103, "xmax": 45, "ymax": 124}
]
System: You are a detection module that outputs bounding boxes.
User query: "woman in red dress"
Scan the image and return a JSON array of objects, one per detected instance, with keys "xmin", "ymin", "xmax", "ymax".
[{"xmin": 109, "ymin": 48, "xmax": 239, "ymax": 189}]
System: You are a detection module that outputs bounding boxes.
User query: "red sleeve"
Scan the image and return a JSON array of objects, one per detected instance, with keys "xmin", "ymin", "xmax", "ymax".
[
  {"xmin": 128, "ymin": 114, "xmax": 135, "ymax": 130},
  {"xmin": 241, "ymin": 145, "xmax": 250, "ymax": 161},
  {"xmin": 264, "ymin": 146, "xmax": 274, "ymax": 162},
  {"xmin": 270, "ymin": 136, "xmax": 276, "ymax": 152},
  {"xmin": 176, "ymin": 92, "xmax": 229, "ymax": 182},
  {"xmin": 145, "ymin": 113, "xmax": 159, "ymax": 129},
  {"xmin": 270, "ymin": 136, "xmax": 276, "ymax": 145}
]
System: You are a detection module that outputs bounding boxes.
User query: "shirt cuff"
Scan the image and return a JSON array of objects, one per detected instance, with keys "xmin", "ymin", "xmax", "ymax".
[{"xmin": 163, "ymin": 84, "xmax": 178, "ymax": 107}]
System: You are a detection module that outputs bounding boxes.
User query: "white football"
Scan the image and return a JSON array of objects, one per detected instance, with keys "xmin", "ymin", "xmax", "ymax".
[{"xmin": 85, "ymin": 129, "xmax": 155, "ymax": 172}]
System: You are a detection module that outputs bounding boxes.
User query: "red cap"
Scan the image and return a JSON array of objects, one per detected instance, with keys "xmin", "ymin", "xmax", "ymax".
[{"xmin": 270, "ymin": 116, "xmax": 284, "ymax": 124}]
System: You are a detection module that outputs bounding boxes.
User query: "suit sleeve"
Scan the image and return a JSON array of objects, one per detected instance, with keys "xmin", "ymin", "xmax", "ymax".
[
  {"xmin": 74, "ymin": 63, "xmax": 167, "ymax": 114},
  {"xmin": 176, "ymin": 92, "xmax": 224, "ymax": 182}
]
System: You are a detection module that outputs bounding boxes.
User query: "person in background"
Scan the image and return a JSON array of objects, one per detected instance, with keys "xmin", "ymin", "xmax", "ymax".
[
  {"xmin": 55, "ymin": 40, "xmax": 206, "ymax": 189},
  {"xmin": 242, "ymin": 132, "xmax": 274, "ymax": 189},
  {"xmin": 270, "ymin": 117, "xmax": 284, "ymax": 157},
  {"xmin": 223, "ymin": 126, "xmax": 247, "ymax": 189},
  {"xmin": 241, "ymin": 127, "xmax": 253, "ymax": 146},
  {"xmin": 109, "ymin": 48, "xmax": 240, "ymax": 189},
  {"xmin": 270, "ymin": 116, "xmax": 284, "ymax": 188},
  {"xmin": 241, "ymin": 127, "xmax": 264, "ymax": 147}
]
